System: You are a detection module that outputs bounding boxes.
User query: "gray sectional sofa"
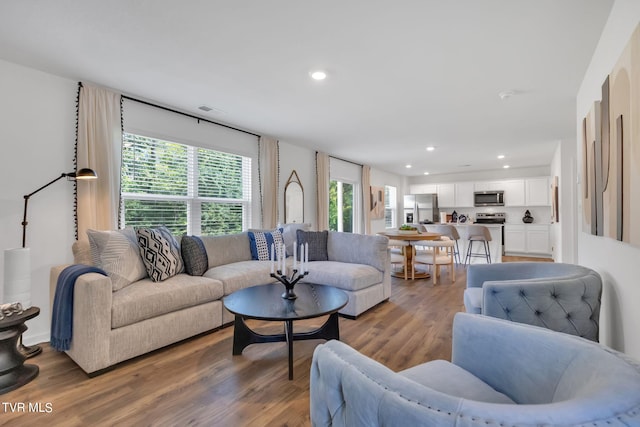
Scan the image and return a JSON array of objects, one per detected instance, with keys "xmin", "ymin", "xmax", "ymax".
[{"xmin": 49, "ymin": 229, "xmax": 390, "ymax": 375}]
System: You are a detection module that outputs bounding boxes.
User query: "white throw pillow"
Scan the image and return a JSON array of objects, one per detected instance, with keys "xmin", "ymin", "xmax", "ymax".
[{"xmin": 87, "ymin": 228, "xmax": 148, "ymax": 291}]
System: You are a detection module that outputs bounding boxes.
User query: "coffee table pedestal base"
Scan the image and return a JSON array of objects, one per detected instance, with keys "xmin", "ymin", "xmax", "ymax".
[{"xmin": 232, "ymin": 313, "xmax": 340, "ymax": 380}]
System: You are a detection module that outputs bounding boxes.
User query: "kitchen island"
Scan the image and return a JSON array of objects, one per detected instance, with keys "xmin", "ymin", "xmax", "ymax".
[{"xmin": 427, "ymin": 223, "xmax": 503, "ymax": 264}]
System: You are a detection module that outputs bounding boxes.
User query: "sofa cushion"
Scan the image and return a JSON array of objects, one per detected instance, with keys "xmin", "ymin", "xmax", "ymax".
[
  {"xmin": 201, "ymin": 233, "xmax": 253, "ymax": 268},
  {"xmin": 281, "ymin": 223, "xmax": 311, "ymax": 256},
  {"xmin": 248, "ymin": 229, "xmax": 284, "ymax": 260},
  {"xmin": 399, "ymin": 359, "xmax": 515, "ymax": 404},
  {"xmin": 136, "ymin": 226, "xmax": 184, "ymax": 282},
  {"xmin": 87, "ymin": 228, "xmax": 147, "ymax": 291},
  {"xmin": 305, "ymin": 261, "xmax": 382, "ymax": 292},
  {"xmin": 204, "ymin": 261, "xmax": 275, "ymax": 295},
  {"xmin": 297, "ymin": 230, "xmax": 328, "ymax": 261},
  {"xmin": 181, "ymin": 235, "xmax": 208, "ymax": 276},
  {"xmin": 111, "ymin": 274, "xmax": 224, "ymax": 329}
]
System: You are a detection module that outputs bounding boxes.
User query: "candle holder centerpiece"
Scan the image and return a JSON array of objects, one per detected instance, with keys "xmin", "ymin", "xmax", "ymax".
[
  {"xmin": 270, "ymin": 242, "xmax": 309, "ymax": 300},
  {"xmin": 270, "ymin": 269, "xmax": 308, "ymax": 300}
]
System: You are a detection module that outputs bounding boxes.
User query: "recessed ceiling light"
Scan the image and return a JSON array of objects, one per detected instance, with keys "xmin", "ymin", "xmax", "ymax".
[
  {"xmin": 497, "ymin": 154, "xmax": 505, "ymax": 159},
  {"xmin": 405, "ymin": 164, "xmax": 412, "ymax": 169},
  {"xmin": 498, "ymin": 90, "xmax": 516, "ymax": 100},
  {"xmin": 503, "ymin": 165, "xmax": 510, "ymax": 169},
  {"xmin": 424, "ymin": 172, "xmax": 430, "ymax": 175},
  {"xmin": 426, "ymin": 146, "xmax": 435, "ymax": 152},
  {"xmin": 310, "ymin": 70, "xmax": 327, "ymax": 81}
]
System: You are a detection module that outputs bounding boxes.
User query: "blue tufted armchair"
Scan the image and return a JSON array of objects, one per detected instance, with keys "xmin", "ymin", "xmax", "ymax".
[
  {"xmin": 310, "ymin": 313, "xmax": 640, "ymax": 426},
  {"xmin": 464, "ymin": 262, "xmax": 602, "ymax": 341}
]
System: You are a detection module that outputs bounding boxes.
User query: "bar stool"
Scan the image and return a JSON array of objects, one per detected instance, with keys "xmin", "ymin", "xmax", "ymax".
[
  {"xmin": 425, "ymin": 224, "xmax": 461, "ymax": 264},
  {"xmin": 463, "ymin": 225, "xmax": 492, "ymax": 266}
]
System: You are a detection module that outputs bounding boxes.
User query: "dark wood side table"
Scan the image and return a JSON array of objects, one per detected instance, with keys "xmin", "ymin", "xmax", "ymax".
[
  {"xmin": 224, "ymin": 284, "xmax": 348, "ymax": 380},
  {"xmin": 0, "ymin": 306, "xmax": 39, "ymax": 394}
]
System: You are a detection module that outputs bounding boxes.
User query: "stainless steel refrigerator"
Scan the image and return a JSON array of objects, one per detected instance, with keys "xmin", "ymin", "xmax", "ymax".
[{"xmin": 403, "ymin": 194, "xmax": 439, "ymax": 224}]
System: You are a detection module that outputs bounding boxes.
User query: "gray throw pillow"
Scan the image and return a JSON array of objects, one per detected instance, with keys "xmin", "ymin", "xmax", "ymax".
[
  {"xmin": 181, "ymin": 235, "xmax": 209, "ymax": 276},
  {"xmin": 87, "ymin": 228, "xmax": 148, "ymax": 291},
  {"xmin": 296, "ymin": 230, "xmax": 329, "ymax": 261},
  {"xmin": 136, "ymin": 226, "xmax": 184, "ymax": 282}
]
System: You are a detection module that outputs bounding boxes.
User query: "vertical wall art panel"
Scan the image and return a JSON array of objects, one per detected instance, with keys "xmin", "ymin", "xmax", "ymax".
[
  {"xmin": 599, "ymin": 76, "xmax": 609, "ymax": 237},
  {"xmin": 629, "ymin": 25, "xmax": 640, "ymax": 247},
  {"xmin": 616, "ymin": 116, "xmax": 624, "ymax": 241},
  {"xmin": 594, "ymin": 100, "xmax": 604, "ymax": 236},
  {"xmin": 582, "ymin": 116, "xmax": 592, "ymax": 234},
  {"xmin": 608, "ymin": 38, "xmax": 631, "ymax": 242},
  {"xmin": 582, "ymin": 103, "xmax": 599, "ymax": 235}
]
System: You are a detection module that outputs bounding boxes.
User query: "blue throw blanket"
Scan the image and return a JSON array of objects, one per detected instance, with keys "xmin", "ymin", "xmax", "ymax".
[{"xmin": 51, "ymin": 264, "xmax": 106, "ymax": 351}]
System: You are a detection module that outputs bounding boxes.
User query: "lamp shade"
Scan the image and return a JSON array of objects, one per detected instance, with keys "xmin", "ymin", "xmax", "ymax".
[
  {"xmin": 3, "ymin": 248, "xmax": 31, "ymax": 307},
  {"xmin": 71, "ymin": 168, "xmax": 97, "ymax": 180}
]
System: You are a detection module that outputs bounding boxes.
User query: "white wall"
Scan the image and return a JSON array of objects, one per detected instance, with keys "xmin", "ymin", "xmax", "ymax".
[
  {"xmin": 0, "ymin": 59, "xmax": 79, "ymax": 345},
  {"xmin": 577, "ymin": 0, "xmax": 640, "ymax": 357},
  {"xmin": 370, "ymin": 168, "xmax": 407, "ymax": 234},
  {"xmin": 549, "ymin": 138, "xmax": 578, "ymax": 263},
  {"xmin": 278, "ymin": 141, "xmax": 317, "ymax": 228}
]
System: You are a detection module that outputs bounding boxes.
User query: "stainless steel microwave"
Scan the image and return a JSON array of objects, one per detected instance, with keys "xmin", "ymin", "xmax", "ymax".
[{"xmin": 474, "ymin": 190, "xmax": 504, "ymax": 206}]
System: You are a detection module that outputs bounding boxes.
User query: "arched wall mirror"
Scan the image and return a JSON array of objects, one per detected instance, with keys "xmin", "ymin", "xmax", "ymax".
[{"xmin": 284, "ymin": 170, "xmax": 304, "ymax": 223}]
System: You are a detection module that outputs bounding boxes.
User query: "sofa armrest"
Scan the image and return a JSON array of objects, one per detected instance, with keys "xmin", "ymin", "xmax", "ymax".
[
  {"xmin": 310, "ymin": 340, "xmax": 460, "ymax": 427},
  {"xmin": 50, "ymin": 265, "xmax": 113, "ymax": 373},
  {"xmin": 326, "ymin": 232, "xmax": 389, "ymax": 272}
]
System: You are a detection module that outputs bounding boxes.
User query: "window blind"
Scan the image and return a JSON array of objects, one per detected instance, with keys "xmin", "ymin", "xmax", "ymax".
[{"xmin": 121, "ymin": 133, "xmax": 251, "ymax": 235}]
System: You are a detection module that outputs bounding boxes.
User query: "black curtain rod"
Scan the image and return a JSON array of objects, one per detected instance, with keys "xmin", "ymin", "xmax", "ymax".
[
  {"xmin": 121, "ymin": 95, "xmax": 260, "ymax": 138},
  {"xmin": 329, "ymin": 155, "xmax": 363, "ymax": 168}
]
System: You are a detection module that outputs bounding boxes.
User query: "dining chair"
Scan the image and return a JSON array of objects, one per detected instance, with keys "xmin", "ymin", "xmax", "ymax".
[
  {"xmin": 412, "ymin": 237, "xmax": 455, "ymax": 284},
  {"xmin": 388, "ymin": 239, "xmax": 410, "ymax": 280},
  {"xmin": 425, "ymin": 224, "xmax": 461, "ymax": 264}
]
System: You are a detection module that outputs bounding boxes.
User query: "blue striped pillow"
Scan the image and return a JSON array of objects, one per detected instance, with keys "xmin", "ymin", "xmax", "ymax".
[{"xmin": 248, "ymin": 229, "xmax": 285, "ymax": 261}]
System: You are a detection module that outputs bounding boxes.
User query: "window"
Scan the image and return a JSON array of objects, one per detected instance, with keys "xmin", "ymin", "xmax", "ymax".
[
  {"xmin": 384, "ymin": 185, "xmax": 397, "ymax": 228},
  {"xmin": 121, "ymin": 133, "xmax": 251, "ymax": 235},
  {"xmin": 329, "ymin": 180, "xmax": 354, "ymax": 232}
]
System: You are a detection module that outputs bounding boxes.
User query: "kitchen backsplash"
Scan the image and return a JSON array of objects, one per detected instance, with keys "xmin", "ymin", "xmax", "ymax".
[{"xmin": 437, "ymin": 206, "xmax": 552, "ymax": 224}]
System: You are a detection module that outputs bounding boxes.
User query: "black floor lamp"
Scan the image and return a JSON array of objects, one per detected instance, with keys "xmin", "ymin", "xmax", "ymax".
[{"xmin": 5, "ymin": 168, "xmax": 97, "ymax": 358}]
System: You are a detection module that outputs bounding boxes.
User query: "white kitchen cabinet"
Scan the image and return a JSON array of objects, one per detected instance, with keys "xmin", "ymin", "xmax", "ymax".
[
  {"xmin": 454, "ymin": 182, "xmax": 475, "ymax": 207},
  {"xmin": 437, "ymin": 183, "xmax": 455, "ymax": 207},
  {"xmin": 525, "ymin": 177, "xmax": 550, "ymax": 206},
  {"xmin": 504, "ymin": 224, "xmax": 550, "ymax": 255},
  {"xmin": 504, "ymin": 225, "xmax": 526, "ymax": 253},
  {"xmin": 474, "ymin": 181, "xmax": 502, "ymax": 191},
  {"xmin": 526, "ymin": 225, "xmax": 550, "ymax": 254},
  {"xmin": 502, "ymin": 180, "xmax": 525, "ymax": 206},
  {"xmin": 410, "ymin": 183, "xmax": 438, "ymax": 194}
]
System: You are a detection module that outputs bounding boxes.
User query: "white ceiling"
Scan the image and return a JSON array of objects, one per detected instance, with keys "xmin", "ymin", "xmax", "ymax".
[{"xmin": 0, "ymin": 0, "xmax": 613, "ymax": 176}]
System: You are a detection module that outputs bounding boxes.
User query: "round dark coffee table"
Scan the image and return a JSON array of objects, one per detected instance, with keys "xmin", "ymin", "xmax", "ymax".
[{"xmin": 223, "ymin": 283, "xmax": 348, "ymax": 380}]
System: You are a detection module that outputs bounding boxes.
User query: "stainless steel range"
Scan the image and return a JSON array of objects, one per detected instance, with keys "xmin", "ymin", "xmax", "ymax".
[{"xmin": 474, "ymin": 212, "xmax": 506, "ymax": 224}]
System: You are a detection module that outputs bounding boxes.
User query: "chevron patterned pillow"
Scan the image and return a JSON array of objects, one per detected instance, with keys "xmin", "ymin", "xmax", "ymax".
[{"xmin": 136, "ymin": 226, "xmax": 184, "ymax": 282}]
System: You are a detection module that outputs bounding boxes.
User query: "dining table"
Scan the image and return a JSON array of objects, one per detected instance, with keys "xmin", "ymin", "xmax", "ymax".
[{"xmin": 378, "ymin": 231, "xmax": 442, "ymax": 279}]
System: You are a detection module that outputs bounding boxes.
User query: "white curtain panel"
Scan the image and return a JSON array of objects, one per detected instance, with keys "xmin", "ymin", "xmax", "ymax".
[
  {"xmin": 76, "ymin": 84, "xmax": 122, "ymax": 239},
  {"xmin": 316, "ymin": 152, "xmax": 330, "ymax": 231},
  {"xmin": 258, "ymin": 136, "xmax": 279, "ymax": 229},
  {"xmin": 362, "ymin": 165, "xmax": 371, "ymax": 234}
]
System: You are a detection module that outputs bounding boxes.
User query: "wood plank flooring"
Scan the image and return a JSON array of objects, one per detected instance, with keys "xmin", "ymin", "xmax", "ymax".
[{"xmin": 1, "ymin": 257, "xmax": 549, "ymax": 426}]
